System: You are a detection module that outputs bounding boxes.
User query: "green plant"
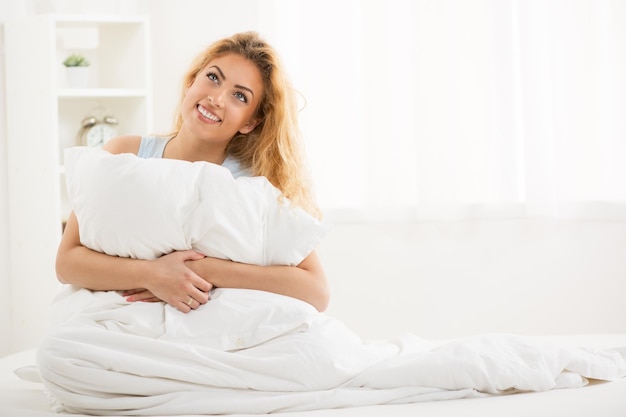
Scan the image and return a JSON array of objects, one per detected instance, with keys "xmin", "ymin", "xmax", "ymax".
[{"xmin": 63, "ymin": 54, "xmax": 90, "ymax": 67}]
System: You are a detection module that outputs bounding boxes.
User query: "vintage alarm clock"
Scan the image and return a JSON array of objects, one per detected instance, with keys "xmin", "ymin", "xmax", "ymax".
[{"xmin": 78, "ymin": 114, "xmax": 118, "ymax": 148}]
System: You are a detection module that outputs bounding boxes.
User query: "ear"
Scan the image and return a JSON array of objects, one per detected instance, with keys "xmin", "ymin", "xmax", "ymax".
[{"xmin": 239, "ymin": 117, "xmax": 261, "ymax": 135}]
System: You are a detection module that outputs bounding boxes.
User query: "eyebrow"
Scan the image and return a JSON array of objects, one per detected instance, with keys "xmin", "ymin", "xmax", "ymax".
[{"xmin": 208, "ymin": 65, "xmax": 255, "ymax": 97}]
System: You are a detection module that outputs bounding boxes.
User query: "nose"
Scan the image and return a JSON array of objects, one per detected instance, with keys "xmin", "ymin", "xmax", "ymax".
[{"xmin": 208, "ymin": 88, "xmax": 225, "ymax": 108}]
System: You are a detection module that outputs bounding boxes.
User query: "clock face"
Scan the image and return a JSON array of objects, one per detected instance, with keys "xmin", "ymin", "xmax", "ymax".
[{"xmin": 85, "ymin": 123, "xmax": 118, "ymax": 148}]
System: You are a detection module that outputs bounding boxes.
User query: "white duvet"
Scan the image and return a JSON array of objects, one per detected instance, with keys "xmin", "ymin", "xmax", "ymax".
[
  {"xmin": 33, "ymin": 147, "xmax": 626, "ymax": 415},
  {"xmin": 37, "ymin": 287, "xmax": 626, "ymax": 415}
]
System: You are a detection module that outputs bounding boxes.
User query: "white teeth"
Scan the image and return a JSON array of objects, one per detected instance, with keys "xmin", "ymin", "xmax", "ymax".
[{"xmin": 198, "ymin": 105, "xmax": 221, "ymax": 122}]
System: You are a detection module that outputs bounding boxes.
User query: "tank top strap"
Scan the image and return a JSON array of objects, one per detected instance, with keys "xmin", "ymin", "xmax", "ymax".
[{"xmin": 137, "ymin": 136, "xmax": 170, "ymax": 158}]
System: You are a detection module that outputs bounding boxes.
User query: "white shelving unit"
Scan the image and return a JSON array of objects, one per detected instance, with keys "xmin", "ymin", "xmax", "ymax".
[{"xmin": 5, "ymin": 14, "xmax": 152, "ymax": 350}]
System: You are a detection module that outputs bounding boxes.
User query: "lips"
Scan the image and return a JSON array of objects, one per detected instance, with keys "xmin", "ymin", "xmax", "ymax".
[{"xmin": 197, "ymin": 104, "xmax": 221, "ymax": 122}]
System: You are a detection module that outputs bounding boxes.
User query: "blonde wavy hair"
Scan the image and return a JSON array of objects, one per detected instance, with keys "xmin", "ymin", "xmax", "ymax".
[{"xmin": 170, "ymin": 31, "xmax": 321, "ymax": 219}]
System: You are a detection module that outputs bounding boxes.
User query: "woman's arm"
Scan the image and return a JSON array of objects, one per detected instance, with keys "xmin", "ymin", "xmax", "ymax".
[
  {"xmin": 56, "ymin": 213, "xmax": 212, "ymax": 312},
  {"xmin": 59, "ymin": 135, "xmax": 328, "ymax": 312},
  {"xmin": 55, "ymin": 136, "xmax": 211, "ymax": 312},
  {"xmin": 185, "ymin": 251, "xmax": 330, "ymax": 312}
]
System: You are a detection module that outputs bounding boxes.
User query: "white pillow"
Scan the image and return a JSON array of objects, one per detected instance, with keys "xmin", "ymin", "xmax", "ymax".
[{"xmin": 64, "ymin": 146, "xmax": 326, "ymax": 266}]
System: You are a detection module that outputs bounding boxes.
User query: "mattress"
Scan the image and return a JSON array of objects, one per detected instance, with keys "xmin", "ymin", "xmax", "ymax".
[{"xmin": 2, "ymin": 334, "xmax": 625, "ymax": 417}]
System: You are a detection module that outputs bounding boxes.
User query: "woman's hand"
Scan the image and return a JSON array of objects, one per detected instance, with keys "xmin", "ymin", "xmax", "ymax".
[
  {"xmin": 58, "ymin": 213, "xmax": 211, "ymax": 314},
  {"xmin": 128, "ymin": 250, "xmax": 214, "ymax": 313}
]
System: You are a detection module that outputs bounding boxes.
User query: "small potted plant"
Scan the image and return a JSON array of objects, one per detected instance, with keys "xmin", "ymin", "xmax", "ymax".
[{"xmin": 63, "ymin": 53, "xmax": 90, "ymax": 88}]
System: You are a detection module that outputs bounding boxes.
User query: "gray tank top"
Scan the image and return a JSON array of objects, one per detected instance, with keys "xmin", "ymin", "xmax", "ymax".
[{"xmin": 137, "ymin": 136, "xmax": 250, "ymax": 178}]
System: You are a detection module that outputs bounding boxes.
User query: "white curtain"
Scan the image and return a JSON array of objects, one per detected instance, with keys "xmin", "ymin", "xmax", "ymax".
[{"xmin": 266, "ymin": 0, "xmax": 626, "ymax": 221}]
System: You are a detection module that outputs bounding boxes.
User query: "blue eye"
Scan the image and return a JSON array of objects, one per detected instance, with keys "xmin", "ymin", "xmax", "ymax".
[
  {"xmin": 206, "ymin": 72, "xmax": 218, "ymax": 83},
  {"xmin": 234, "ymin": 91, "xmax": 248, "ymax": 103}
]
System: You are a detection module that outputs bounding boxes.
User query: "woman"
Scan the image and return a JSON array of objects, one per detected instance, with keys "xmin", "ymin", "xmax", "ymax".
[{"xmin": 56, "ymin": 31, "xmax": 329, "ymax": 313}]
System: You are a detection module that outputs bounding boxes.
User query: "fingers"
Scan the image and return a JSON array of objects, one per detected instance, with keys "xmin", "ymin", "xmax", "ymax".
[
  {"xmin": 179, "ymin": 292, "xmax": 206, "ymax": 313},
  {"xmin": 183, "ymin": 270, "xmax": 212, "ymax": 304},
  {"xmin": 179, "ymin": 250, "xmax": 206, "ymax": 262},
  {"xmin": 126, "ymin": 288, "xmax": 208, "ymax": 311},
  {"xmin": 123, "ymin": 288, "xmax": 144, "ymax": 297},
  {"xmin": 193, "ymin": 278, "xmax": 213, "ymax": 294},
  {"xmin": 125, "ymin": 289, "xmax": 160, "ymax": 302},
  {"xmin": 183, "ymin": 295, "xmax": 196, "ymax": 311},
  {"xmin": 173, "ymin": 282, "xmax": 211, "ymax": 313}
]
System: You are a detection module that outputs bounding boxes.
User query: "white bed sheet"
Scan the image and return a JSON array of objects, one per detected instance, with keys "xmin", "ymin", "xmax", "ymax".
[{"xmin": 2, "ymin": 334, "xmax": 625, "ymax": 417}]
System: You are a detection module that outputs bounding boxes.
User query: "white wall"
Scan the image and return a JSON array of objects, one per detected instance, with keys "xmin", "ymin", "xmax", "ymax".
[
  {"xmin": 321, "ymin": 219, "xmax": 626, "ymax": 341},
  {"xmin": 0, "ymin": 0, "xmax": 31, "ymax": 358}
]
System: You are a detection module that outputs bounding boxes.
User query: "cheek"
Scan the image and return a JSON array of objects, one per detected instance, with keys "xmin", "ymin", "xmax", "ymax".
[
  {"xmin": 184, "ymin": 78, "xmax": 204, "ymax": 100},
  {"xmin": 182, "ymin": 88, "xmax": 199, "ymax": 109},
  {"xmin": 241, "ymin": 108, "xmax": 259, "ymax": 126}
]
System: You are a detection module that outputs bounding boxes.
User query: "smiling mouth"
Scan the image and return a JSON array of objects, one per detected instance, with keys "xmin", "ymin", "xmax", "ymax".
[{"xmin": 197, "ymin": 104, "xmax": 221, "ymax": 122}]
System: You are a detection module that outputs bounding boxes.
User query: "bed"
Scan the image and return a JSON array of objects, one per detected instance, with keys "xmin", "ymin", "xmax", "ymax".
[
  {"xmin": 2, "ymin": 148, "xmax": 625, "ymax": 416},
  {"xmin": 2, "ymin": 334, "xmax": 626, "ymax": 417}
]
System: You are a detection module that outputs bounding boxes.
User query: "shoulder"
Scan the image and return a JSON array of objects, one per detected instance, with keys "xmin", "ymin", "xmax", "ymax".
[
  {"xmin": 102, "ymin": 135, "xmax": 142, "ymax": 155},
  {"xmin": 222, "ymin": 154, "xmax": 252, "ymax": 178}
]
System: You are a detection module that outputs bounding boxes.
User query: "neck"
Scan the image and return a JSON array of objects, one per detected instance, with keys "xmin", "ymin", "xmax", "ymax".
[{"xmin": 164, "ymin": 135, "xmax": 227, "ymax": 164}]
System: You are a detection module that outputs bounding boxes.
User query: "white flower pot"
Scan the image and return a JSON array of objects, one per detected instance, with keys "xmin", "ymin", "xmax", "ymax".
[{"xmin": 65, "ymin": 66, "xmax": 90, "ymax": 88}]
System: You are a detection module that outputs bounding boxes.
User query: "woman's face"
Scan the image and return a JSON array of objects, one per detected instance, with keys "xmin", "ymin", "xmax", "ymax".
[{"xmin": 182, "ymin": 53, "xmax": 264, "ymax": 146}]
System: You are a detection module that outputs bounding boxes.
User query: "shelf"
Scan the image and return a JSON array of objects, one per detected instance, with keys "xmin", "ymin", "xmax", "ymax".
[
  {"xmin": 57, "ymin": 88, "xmax": 149, "ymax": 98},
  {"xmin": 5, "ymin": 13, "xmax": 153, "ymax": 350},
  {"xmin": 49, "ymin": 14, "xmax": 149, "ymax": 25}
]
